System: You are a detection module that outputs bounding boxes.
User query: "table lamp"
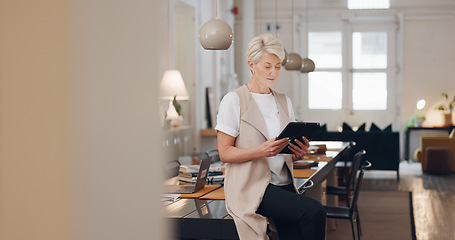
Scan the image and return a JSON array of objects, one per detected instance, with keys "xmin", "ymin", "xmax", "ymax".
[
  {"xmin": 160, "ymin": 70, "xmax": 189, "ymax": 128},
  {"xmin": 414, "ymin": 99, "xmax": 426, "ymax": 127}
]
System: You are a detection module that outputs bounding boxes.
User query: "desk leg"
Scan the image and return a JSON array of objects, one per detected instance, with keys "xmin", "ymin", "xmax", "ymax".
[
  {"xmin": 304, "ymin": 180, "xmax": 325, "ymax": 203},
  {"xmin": 304, "ymin": 180, "xmax": 331, "ymax": 238},
  {"xmin": 405, "ymin": 129, "xmax": 410, "ymax": 161},
  {"xmin": 326, "ymin": 169, "xmax": 338, "ymax": 231}
]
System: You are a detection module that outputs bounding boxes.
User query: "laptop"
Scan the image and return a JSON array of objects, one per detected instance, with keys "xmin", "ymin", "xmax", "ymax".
[{"xmin": 163, "ymin": 156, "xmax": 212, "ymax": 194}]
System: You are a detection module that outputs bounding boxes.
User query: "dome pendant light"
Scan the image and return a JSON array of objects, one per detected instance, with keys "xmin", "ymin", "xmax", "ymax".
[
  {"xmin": 300, "ymin": 57, "xmax": 315, "ymax": 73},
  {"xmin": 199, "ymin": 0, "xmax": 233, "ymax": 50},
  {"xmin": 284, "ymin": 53, "xmax": 303, "ymax": 70}
]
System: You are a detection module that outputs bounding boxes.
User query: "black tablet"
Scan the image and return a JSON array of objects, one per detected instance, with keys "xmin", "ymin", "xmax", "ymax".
[{"xmin": 277, "ymin": 122, "xmax": 321, "ymax": 154}]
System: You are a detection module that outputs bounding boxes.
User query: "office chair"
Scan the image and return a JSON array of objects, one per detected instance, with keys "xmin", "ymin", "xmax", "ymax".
[
  {"xmin": 324, "ymin": 160, "xmax": 372, "ymax": 240},
  {"xmin": 327, "ymin": 150, "xmax": 367, "ymax": 236},
  {"xmin": 327, "ymin": 149, "xmax": 366, "ymax": 207},
  {"xmin": 337, "ymin": 141, "xmax": 355, "ymax": 186}
]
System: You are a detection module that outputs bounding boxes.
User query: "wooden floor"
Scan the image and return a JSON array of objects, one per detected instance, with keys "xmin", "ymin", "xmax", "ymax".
[{"xmin": 361, "ymin": 160, "xmax": 455, "ymax": 240}]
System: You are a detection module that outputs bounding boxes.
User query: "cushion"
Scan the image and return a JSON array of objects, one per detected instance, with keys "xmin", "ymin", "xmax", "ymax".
[
  {"xmin": 369, "ymin": 123, "xmax": 382, "ymax": 132},
  {"xmin": 317, "ymin": 123, "xmax": 327, "ymax": 132},
  {"xmin": 383, "ymin": 124, "xmax": 393, "ymax": 132},
  {"xmin": 425, "ymin": 146, "xmax": 451, "ymax": 175},
  {"xmin": 342, "ymin": 122, "xmax": 353, "ymax": 132},
  {"xmin": 369, "ymin": 123, "xmax": 393, "ymax": 132},
  {"xmin": 357, "ymin": 123, "xmax": 366, "ymax": 132}
]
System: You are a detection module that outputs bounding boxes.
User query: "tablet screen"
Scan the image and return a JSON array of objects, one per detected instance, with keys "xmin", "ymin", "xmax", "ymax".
[{"xmin": 277, "ymin": 122, "xmax": 320, "ymax": 154}]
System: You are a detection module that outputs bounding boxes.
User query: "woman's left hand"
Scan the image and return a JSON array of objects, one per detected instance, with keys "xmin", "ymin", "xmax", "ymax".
[{"xmin": 289, "ymin": 137, "xmax": 310, "ymax": 161}]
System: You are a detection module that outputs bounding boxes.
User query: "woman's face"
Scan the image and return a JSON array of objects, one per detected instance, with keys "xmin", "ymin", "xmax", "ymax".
[{"xmin": 249, "ymin": 52, "xmax": 282, "ymax": 89}]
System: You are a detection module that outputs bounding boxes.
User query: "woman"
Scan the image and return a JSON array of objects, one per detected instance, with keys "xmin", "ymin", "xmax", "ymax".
[{"xmin": 215, "ymin": 33, "xmax": 326, "ymax": 240}]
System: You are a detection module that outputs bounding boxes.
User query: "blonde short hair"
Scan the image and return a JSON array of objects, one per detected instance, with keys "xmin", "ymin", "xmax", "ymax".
[{"xmin": 245, "ymin": 33, "xmax": 285, "ymax": 64}]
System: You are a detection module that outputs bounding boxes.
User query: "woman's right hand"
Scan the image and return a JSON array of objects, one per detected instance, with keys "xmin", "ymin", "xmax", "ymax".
[
  {"xmin": 218, "ymin": 131, "xmax": 290, "ymax": 163},
  {"xmin": 258, "ymin": 137, "xmax": 290, "ymax": 158}
]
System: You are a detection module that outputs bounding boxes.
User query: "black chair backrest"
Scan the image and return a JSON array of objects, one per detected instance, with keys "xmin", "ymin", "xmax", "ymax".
[
  {"xmin": 347, "ymin": 150, "xmax": 367, "ymax": 190},
  {"xmin": 341, "ymin": 141, "xmax": 354, "ymax": 167},
  {"xmin": 349, "ymin": 160, "xmax": 372, "ymax": 217},
  {"xmin": 343, "ymin": 141, "xmax": 355, "ymax": 163}
]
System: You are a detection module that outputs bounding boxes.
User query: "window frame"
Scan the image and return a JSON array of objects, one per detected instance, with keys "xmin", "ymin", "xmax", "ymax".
[{"xmin": 296, "ymin": 15, "xmax": 398, "ymax": 129}]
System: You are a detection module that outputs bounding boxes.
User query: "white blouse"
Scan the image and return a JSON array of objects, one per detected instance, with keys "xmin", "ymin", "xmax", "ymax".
[{"xmin": 215, "ymin": 90, "xmax": 295, "ymax": 185}]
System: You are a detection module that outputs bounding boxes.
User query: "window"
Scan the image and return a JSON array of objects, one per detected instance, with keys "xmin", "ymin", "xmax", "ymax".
[
  {"xmin": 308, "ymin": 32, "xmax": 343, "ymax": 110},
  {"xmin": 352, "ymin": 32, "xmax": 387, "ymax": 69},
  {"xmin": 308, "ymin": 72, "xmax": 342, "ymax": 110},
  {"xmin": 348, "ymin": 0, "xmax": 390, "ymax": 9},
  {"xmin": 352, "ymin": 32, "xmax": 388, "ymax": 110},
  {"xmin": 352, "ymin": 72, "xmax": 387, "ymax": 110},
  {"xmin": 303, "ymin": 25, "xmax": 396, "ymax": 128},
  {"xmin": 300, "ymin": 7, "xmax": 397, "ymax": 128},
  {"xmin": 308, "ymin": 32, "xmax": 342, "ymax": 68},
  {"xmin": 307, "ymin": 30, "xmax": 389, "ymax": 111}
]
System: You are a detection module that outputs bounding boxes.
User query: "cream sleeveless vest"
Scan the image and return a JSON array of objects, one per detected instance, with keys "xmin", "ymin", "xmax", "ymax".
[{"xmin": 224, "ymin": 85, "xmax": 297, "ymax": 239}]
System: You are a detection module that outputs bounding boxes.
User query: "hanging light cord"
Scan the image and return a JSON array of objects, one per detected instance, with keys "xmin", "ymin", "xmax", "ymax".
[
  {"xmin": 291, "ymin": 0, "xmax": 294, "ymax": 49},
  {"xmin": 305, "ymin": 0, "xmax": 309, "ymax": 54},
  {"xmin": 274, "ymin": 0, "xmax": 278, "ymax": 37},
  {"xmin": 216, "ymin": 0, "xmax": 218, "ymax": 19},
  {"xmin": 258, "ymin": 0, "xmax": 262, "ymax": 34}
]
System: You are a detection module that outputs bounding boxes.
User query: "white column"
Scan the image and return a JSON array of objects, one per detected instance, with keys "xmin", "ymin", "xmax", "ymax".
[
  {"xmin": 241, "ymin": 0, "xmax": 255, "ymax": 85},
  {"xmin": 73, "ymin": 0, "xmax": 169, "ymax": 239}
]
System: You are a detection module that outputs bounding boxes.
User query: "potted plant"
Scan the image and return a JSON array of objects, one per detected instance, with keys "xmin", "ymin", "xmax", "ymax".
[
  {"xmin": 413, "ymin": 114, "xmax": 426, "ymax": 127},
  {"xmin": 170, "ymin": 95, "xmax": 183, "ymax": 127},
  {"xmin": 435, "ymin": 92, "xmax": 455, "ymax": 127}
]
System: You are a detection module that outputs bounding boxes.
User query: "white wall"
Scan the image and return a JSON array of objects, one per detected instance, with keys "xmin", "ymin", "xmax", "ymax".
[
  {"xmin": 0, "ymin": 0, "xmax": 170, "ymax": 239},
  {"xmin": 73, "ymin": 0, "xmax": 169, "ymax": 239},
  {"xmin": 401, "ymin": 10, "xmax": 455, "ymax": 127}
]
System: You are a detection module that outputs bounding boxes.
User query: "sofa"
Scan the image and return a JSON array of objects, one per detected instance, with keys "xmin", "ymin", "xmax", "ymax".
[
  {"xmin": 414, "ymin": 129, "xmax": 455, "ymax": 173},
  {"xmin": 311, "ymin": 123, "xmax": 400, "ymax": 180}
]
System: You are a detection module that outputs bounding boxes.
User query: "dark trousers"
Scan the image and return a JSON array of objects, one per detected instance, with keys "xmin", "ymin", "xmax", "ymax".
[{"xmin": 256, "ymin": 183, "xmax": 327, "ymax": 240}]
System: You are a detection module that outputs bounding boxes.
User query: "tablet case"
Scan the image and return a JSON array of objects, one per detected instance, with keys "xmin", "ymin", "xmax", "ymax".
[{"xmin": 277, "ymin": 122, "xmax": 320, "ymax": 154}]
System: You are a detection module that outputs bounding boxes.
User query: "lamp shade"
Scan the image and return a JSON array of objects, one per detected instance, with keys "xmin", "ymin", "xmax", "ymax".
[
  {"xmin": 300, "ymin": 58, "xmax": 315, "ymax": 73},
  {"xmin": 199, "ymin": 19, "xmax": 233, "ymax": 50},
  {"xmin": 416, "ymin": 99, "xmax": 426, "ymax": 110},
  {"xmin": 284, "ymin": 53, "xmax": 303, "ymax": 71},
  {"xmin": 159, "ymin": 70, "xmax": 189, "ymax": 100}
]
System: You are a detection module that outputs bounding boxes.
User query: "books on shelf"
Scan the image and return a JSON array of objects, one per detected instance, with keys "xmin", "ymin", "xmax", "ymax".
[
  {"xmin": 178, "ymin": 162, "xmax": 225, "ymax": 183},
  {"xmin": 179, "ymin": 170, "xmax": 224, "ymax": 184},
  {"xmin": 179, "ymin": 170, "xmax": 224, "ymax": 178},
  {"xmin": 179, "ymin": 174, "xmax": 224, "ymax": 184},
  {"xmin": 179, "ymin": 163, "xmax": 224, "ymax": 173}
]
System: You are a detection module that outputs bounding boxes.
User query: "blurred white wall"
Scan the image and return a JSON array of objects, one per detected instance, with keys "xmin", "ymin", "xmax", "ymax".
[{"xmin": 0, "ymin": 0, "xmax": 169, "ymax": 239}]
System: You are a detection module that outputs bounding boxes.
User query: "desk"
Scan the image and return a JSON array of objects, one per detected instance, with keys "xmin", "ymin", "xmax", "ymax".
[{"xmin": 163, "ymin": 141, "xmax": 349, "ymax": 240}]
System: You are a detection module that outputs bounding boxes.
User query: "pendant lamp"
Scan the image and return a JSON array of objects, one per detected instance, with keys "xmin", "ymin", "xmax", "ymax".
[
  {"xmin": 285, "ymin": 53, "xmax": 303, "ymax": 70},
  {"xmin": 199, "ymin": 0, "xmax": 233, "ymax": 50},
  {"xmin": 300, "ymin": 57, "xmax": 315, "ymax": 73}
]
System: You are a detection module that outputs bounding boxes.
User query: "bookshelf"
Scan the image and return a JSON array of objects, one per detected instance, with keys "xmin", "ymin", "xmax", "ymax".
[{"xmin": 200, "ymin": 128, "xmax": 217, "ymax": 137}]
